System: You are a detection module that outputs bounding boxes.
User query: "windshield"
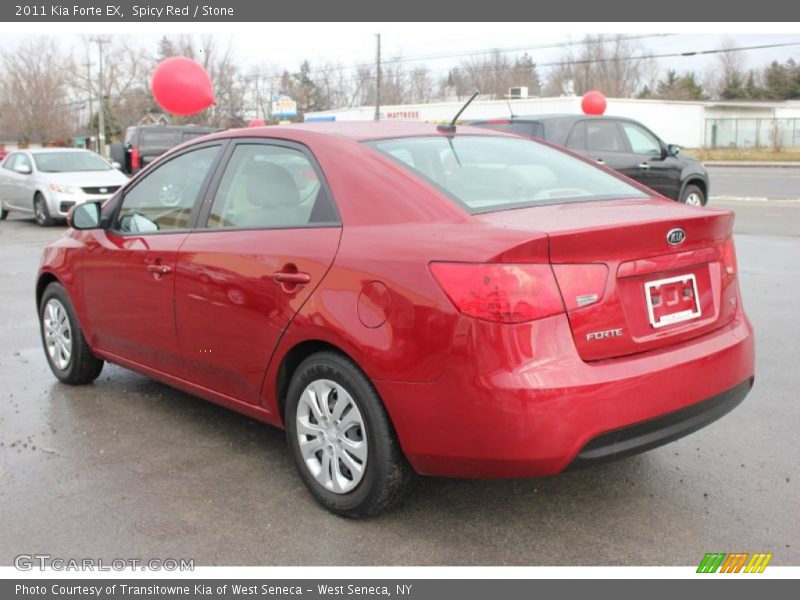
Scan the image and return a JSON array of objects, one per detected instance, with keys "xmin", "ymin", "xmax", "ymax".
[
  {"xmin": 33, "ymin": 151, "xmax": 111, "ymax": 173},
  {"xmin": 365, "ymin": 135, "xmax": 647, "ymax": 213}
]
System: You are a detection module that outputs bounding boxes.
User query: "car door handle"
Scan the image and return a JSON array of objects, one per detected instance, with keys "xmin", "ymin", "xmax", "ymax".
[
  {"xmin": 638, "ymin": 163, "xmax": 651, "ymax": 170},
  {"xmin": 273, "ymin": 271, "xmax": 311, "ymax": 285},
  {"xmin": 146, "ymin": 264, "xmax": 173, "ymax": 275}
]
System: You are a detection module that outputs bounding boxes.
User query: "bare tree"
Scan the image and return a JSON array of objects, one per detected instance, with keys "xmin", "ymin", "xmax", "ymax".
[
  {"xmin": 0, "ymin": 37, "xmax": 75, "ymax": 144},
  {"xmin": 547, "ymin": 34, "xmax": 652, "ymax": 98},
  {"xmin": 156, "ymin": 34, "xmax": 246, "ymax": 127}
]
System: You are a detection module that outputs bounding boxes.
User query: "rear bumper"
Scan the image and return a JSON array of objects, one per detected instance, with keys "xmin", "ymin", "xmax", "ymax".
[
  {"xmin": 567, "ymin": 378, "xmax": 751, "ymax": 470},
  {"xmin": 376, "ymin": 311, "xmax": 755, "ymax": 478}
]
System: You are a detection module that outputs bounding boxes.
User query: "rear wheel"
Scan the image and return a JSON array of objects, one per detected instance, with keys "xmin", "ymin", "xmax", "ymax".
[
  {"xmin": 34, "ymin": 193, "xmax": 54, "ymax": 226},
  {"xmin": 680, "ymin": 183, "xmax": 706, "ymax": 207},
  {"xmin": 284, "ymin": 351, "xmax": 413, "ymax": 518},
  {"xmin": 39, "ymin": 282, "xmax": 104, "ymax": 384}
]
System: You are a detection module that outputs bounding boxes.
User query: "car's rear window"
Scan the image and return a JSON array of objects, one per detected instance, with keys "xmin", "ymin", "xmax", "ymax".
[
  {"xmin": 476, "ymin": 121, "xmax": 544, "ymax": 138},
  {"xmin": 140, "ymin": 131, "xmax": 178, "ymax": 150},
  {"xmin": 365, "ymin": 135, "xmax": 647, "ymax": 213}
]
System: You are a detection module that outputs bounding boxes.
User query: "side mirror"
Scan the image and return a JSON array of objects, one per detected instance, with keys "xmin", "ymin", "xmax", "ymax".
[
  {"xmin": 13, "ymin": 164, "xmax": 31, "ymax": 175},
  {"xmin": 111, "ymin": 161, "xmax": 122, "ymax": 170},
  {"xmin": 69, "ymin": 202, "xmax": 101, "ymax": 230},
  {"xmin": 667, "ymin": 144, "xmax": 680, "ymax": 157}
]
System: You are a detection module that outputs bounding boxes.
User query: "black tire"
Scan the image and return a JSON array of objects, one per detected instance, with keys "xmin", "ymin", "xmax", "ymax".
[
  {"xmin": 680, "ymin": 183, "xmax": 706, "ymax": 207},
  {"xmin": 39, "ymin": 282, "xmax": 104, "ymax": 385},
  {"xmin": 285, "ymin": 351, "xmax": 413, "ymax": 518},
  {"xmin": 34, "ymin": 193, "xmax": 54, "ymax": 226}
]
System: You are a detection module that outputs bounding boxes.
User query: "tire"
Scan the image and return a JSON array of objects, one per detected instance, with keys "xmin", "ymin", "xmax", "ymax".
[
  {"xmin": 680, "ymin": 183, "xmax": 706, "ymax": 207},
  {"xmin": 39, "ymin": 282, "xmax": 104, "ymax": 385},
  {"xmin": 285, "ymin": 351, "xmax": 413, "ymax": 518},
  {"xmin": 34, "ymin": 193, "xmax": 54, "ymax": 226}
]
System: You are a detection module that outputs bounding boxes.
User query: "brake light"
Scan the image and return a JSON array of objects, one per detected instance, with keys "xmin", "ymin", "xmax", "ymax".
[
  {"xmin": 720, "ymin": 238, "xmax": 737, "ymax": 277},
  {"xmin": 131, "ymin": 148, "xmax": 140, "ymax": 170},
  {"xmin": 430, "ymin": 263, "xmax": 564, "ymax": 324},
  {"xmin": 551, "ymin": 264, "xmax": 609, "ymax": 311},
  {"xmin": 485, "ymin": 119, "xmax": 510, "ymax": 125}
]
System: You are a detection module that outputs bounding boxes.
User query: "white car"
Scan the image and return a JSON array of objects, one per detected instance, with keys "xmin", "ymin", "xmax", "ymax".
[{"xmin": 0, "ymin": 148, "xmax": 129, "ymax": 226}]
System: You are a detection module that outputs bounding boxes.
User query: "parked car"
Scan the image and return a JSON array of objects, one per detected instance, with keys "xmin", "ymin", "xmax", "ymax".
[
  {"xmin": 470, "ymin": 114, "xmax": 710, "ymax": 206},
  {"xmin": 111, "ymin": 125, "xmax": 220, "ymax": 176},
  {"xmin": 37, "ymin": 122, "xmax": 753, "ymax": 517},
  {"xmin": 0, "ymin": 148, "xmax": 129, "ymax": 226}
]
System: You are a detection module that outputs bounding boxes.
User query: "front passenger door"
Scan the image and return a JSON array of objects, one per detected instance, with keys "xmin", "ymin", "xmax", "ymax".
[
  {"xmin": 618, "ymin": 121, "xmax": 682, "ymax": 199},
  {"xmin": 584, "ymin": 120, "xmax": 635, "ymax": 175},
  {"xmin": 81, "ymin": 143, "xmax": 223, "ymax": 375}
]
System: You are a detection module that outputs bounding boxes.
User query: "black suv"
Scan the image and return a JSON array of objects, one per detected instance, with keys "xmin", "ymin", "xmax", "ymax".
[
  {"xmin": 470, "ymin": 114, "xmax": 709, "ymax": 206},
  {"xmin": 111, "ymin": 125, "xmax": 220, "ymax": 176}
]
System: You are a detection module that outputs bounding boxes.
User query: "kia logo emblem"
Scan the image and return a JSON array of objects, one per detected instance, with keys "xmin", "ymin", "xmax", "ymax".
[{"xmin": 667, "ymin": 228, "xmax": 686, "ymax": 245}]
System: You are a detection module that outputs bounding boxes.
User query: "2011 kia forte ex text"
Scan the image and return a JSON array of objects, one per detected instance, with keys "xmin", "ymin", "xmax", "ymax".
[{"xmin": 36, "ymin": 122, "xmax": 755, "ymax": 517}]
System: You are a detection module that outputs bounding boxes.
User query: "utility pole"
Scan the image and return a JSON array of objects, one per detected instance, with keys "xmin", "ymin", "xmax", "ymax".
[
  {"xmin": 374, "ymin": 33, "xmax": 381, "ymax": 121},
  {"xmin": 84, "ymin": 58, "xmax": 94, "ymax": 151},
  {"xmin": 91, "ymin": 36, "xmax": 110, "ymax": 157}
]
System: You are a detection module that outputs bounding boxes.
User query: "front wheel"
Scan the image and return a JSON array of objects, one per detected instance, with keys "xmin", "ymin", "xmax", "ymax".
[
  {"xmin": 284, "ymin": 351, "xmax": 413, "ymax": 518},
  {"xmin": 39, "ymin": 282, "xmax": 104, "ymax": 384},
  {"xmin": 34, "ymin": 193, "xmax": 54, "ymax": 226},
  {"xmin": 680, "ymin": 183, "xmax": 706, "ymax": 207}
]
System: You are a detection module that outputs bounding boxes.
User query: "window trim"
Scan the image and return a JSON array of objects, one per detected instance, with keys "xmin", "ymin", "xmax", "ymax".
[
  {"xmin": 192, "ymin": 137, "xmax": 342, "ymax": 233},
  {"xmin": 108, "ymin": 140, "xmax": 228, "ymax": 237}
]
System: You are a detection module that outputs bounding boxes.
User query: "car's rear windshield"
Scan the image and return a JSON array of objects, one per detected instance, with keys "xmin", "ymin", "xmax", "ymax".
[
  {"xmin": 33, "ymin": 151, "xmax": 111, "ymax": 173},
  {"xmin": 364, "ymin": 135, "xmax": 647, "ymax": 213},
  {"xmin": 140, "ymin": 131, "xmax": 178, "ymax": 150}
]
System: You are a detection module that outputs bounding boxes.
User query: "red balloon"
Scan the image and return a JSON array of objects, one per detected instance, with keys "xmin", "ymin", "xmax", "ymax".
[
  {"xmin": 581, "ymin": 90, "xmax": 607, "ymax": 115},
  {"xmin": 248, "ymin": 119, "xmax": 266, "ymax": 127},
  {"xmin": 151, "ymin": 57, "xmax": 215, "ymax": 116}
]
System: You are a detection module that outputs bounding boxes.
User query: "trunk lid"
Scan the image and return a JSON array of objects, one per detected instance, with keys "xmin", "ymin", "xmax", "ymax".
[{"xmin": 477, "ymin": 198, "xmax": 739, "ymax": 360}]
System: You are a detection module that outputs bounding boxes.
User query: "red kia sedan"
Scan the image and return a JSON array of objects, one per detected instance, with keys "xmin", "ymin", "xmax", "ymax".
[{"xmin": 37, "ymin": 122, "xmax": 754, "ymax": 517}]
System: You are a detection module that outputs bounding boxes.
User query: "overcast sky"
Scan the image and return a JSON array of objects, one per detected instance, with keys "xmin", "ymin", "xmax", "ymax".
[{"xmin": 0, "ymin": 25, "xmax": 798, "ymax": 82}]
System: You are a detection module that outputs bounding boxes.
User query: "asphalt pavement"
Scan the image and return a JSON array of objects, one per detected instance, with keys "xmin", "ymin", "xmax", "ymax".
[
  {"xmin": 0, "ymin": 168, "xmax": 798, "ymax": 566},
  {"xmin": 708, "ymin": 165, "xmax": 800, "ymax": 201}
]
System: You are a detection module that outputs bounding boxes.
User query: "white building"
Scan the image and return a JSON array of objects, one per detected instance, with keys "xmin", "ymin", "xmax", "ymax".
[{"xmin": 305, "ymin": 97, "xmax": 800, "ymax": 149}]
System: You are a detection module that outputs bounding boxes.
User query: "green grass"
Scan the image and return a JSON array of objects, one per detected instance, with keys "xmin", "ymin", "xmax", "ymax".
[{"xmin": 684, "ymin": 148, "xmax": 800, "ymax": 162}]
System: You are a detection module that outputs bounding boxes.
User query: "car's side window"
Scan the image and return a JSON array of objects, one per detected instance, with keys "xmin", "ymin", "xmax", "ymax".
[
  {"xmin": 115, "ymin": 145, "xmax": 220, "ymax": 234},
  {"xmin": 621, "ymin": 122, "xmax": 662, "ymax": 156},
  {"xmin": 15, "ymin": 154, "xmax": 32, "ymax": 171},
  {"xmin": 586, "ymin": 121, "xmax": 626, "ymax": 153},
  {"xmin": 206, "ymin": 144, "xmax": 337, "ymax": 229},
  {"xmin": 3, "ymin": 153, "xmax": 18, "ymax": 170},
  {"xmin": 566, "ymin": 122, "xmax": 587, "ymax": 151}
]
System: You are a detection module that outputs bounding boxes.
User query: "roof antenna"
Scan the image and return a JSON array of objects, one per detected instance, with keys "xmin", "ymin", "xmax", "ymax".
[
  {"xmin": 506, "ymin": 100, "xmax": 517, "ymax": 118},
  {"xmin": 437, "ymin": 91, "xmax": 479, "ymax": 134}
]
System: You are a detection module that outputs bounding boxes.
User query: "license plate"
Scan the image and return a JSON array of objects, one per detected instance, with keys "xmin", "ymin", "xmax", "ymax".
[{"xmin": 644, "ymin": 274, "xmax": 701, "ymax": 329}]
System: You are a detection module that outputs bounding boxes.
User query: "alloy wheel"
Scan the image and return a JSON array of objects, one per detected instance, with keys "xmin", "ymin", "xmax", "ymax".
[
  {"xmin": 295, "ymin": 378, "xmax": 368, "ymax": 494},
  {"xmin": 43, "ymin": 298, "xmax": 72, "ymax": 370}
]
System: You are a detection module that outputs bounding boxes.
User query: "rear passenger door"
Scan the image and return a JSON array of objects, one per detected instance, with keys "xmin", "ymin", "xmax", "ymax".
[
  {"xmin": 582, "ymin": 119, "xmax": 640, "ymax": 177},
  {"xmin": 174, "ymin": 140, "xmax": 342, "ymax": 405}
]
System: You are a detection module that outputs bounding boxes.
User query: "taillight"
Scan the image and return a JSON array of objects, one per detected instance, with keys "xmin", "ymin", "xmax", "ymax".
[
  {"xmin": 720, "ymin": 237, "xmax": 737, "ymax": 277},
  {"xmin": 131, "ymin": 148, "xmax": 140, "ymax": 170},
  {"xmin": 430, "ymin": 262, "xmax": 564, "ymax": 324},
  {"xmin": 551, "ymin": 264, "xmax": 609, "ymax": 311}
]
